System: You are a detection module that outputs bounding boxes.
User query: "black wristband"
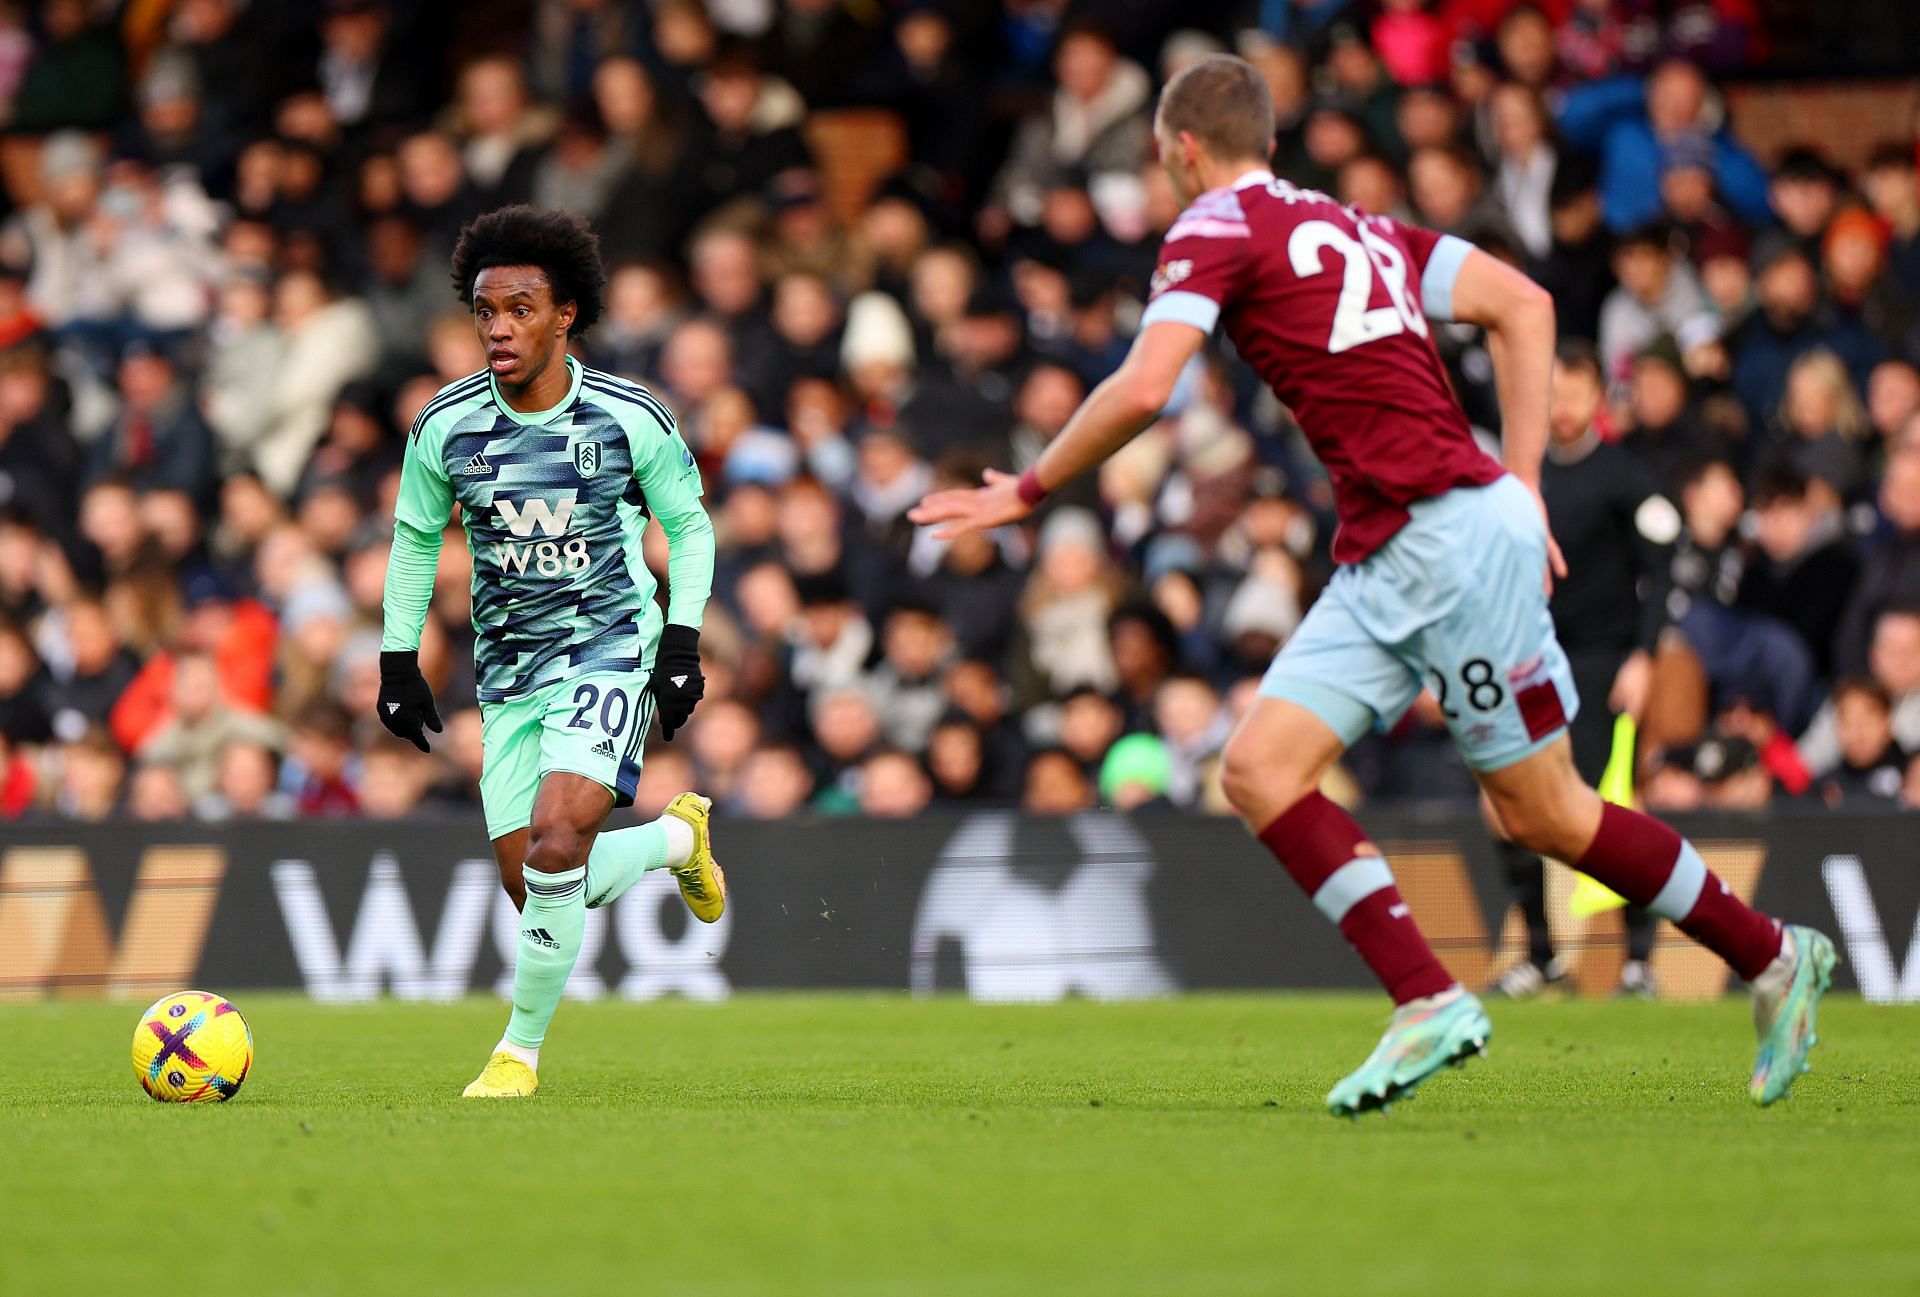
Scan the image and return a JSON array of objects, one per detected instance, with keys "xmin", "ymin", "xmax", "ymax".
[
  {"xmin": 380, "ymin": 650, "xmax": 420, "ymax": 680},
  {"xmin": 659, "ymin": 624, "xmax": 700, "ymax": 659}
]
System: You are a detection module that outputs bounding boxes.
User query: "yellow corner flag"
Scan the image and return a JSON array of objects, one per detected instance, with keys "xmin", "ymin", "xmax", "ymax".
[{"xmin": 1569, "ymin": 713, "xmax": 1637, "ymax": 917}]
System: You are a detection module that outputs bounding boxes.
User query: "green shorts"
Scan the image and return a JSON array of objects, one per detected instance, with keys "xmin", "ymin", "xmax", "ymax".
[{"xmin": 478, "ymin": 667, "xmax": 656, "ymax": 839}]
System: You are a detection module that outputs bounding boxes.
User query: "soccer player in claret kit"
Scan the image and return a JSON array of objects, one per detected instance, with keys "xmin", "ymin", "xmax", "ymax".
[
  {"xmin": 913, "ymin": 56, "xmax": 1837, "ymax": 1115},
  {"xmin": 378, "ymin": 207, "xmax": 725, "ymax": 1098}
]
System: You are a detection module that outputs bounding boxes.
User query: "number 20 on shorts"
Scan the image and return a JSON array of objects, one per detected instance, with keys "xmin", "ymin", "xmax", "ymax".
[{"xmin": 566, "ymin": 683, "xmax": 631, "ymax": 735}]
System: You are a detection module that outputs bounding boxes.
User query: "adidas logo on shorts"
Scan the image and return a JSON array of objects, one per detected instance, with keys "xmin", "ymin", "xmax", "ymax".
[
  {"xmin": 590, "ymin": 738, "xmax": 616, "ymax": 759},
  {"xmin": 459, "ymin": 452, "xmax": 493, "ymax": 476}
]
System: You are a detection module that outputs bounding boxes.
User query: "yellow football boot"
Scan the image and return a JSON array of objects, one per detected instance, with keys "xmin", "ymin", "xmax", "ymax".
[
  {"xmin": 462, "ymin": 1052, "xmax": 539, "ymax": 1098},
  {"xmin": 662, "ymin": 791, "xmax": 727, "ymax": 923}
]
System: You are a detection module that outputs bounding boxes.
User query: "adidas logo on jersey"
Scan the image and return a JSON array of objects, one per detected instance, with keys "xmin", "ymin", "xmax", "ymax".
[
  {"xmin": 590, "ymin": 738, "xmax": 616, "ymax": 759},
  {"xmin": 459, "ymin": 452, "xmax": 494, "ymax": 476}
]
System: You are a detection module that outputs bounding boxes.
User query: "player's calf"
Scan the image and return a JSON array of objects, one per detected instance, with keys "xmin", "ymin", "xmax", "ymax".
[
  {"xmin": 1256, "ymin": 791, "xmax": 1457, "ymax": 1006},
  {"xmin": 468, "ymin": 774, "xmax": 609, "ymax": 1094},
  {"xmin": 1571, "ymin": 802, "xmax": 1783, "ymax": 977},
  {"xmin": 1487, "ymin": 747, "xmax": 1840, "ymax": 1102},
  {"xmin": 1481, "ymin": 745, "xmax": 1785, "ymax": 978},
  {"xmin": 1226, "ymin": 697, "xmax": 1484, "ymax": 1111},
  {"xmin": 581, "ymin": 795, "xmax": 716, "ymax": 919},
  {"xmin": 494, "ymin": 856, "xmax": 586, "ymax": 1073},
  {"xmin": 1227, "ymin": 701, "xmax": 1458, "ymax": 1007}
]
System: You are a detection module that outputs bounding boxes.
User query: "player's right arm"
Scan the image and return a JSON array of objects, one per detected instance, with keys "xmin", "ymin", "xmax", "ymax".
[
  {"xmin": 376, "ymin": 413, "xmax": 455, "ymax": 750},
  {"xmin": 913, "ymin": 187, "xmax": 1250, "ymax": 539},
  {"xmin": 910, "ymin": 322, "xmax": 1204, "ymax": 540}
]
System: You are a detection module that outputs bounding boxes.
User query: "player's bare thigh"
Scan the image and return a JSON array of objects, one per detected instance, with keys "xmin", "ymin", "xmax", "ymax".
[
  {"xmin": 1474, "ymin": 734, "xmax": 1605, "ymax": 863},
  {"xmin": 1219, "ymin": 697, "xmax": 1350, "ymax": 830},
  {"xmin": 494, "ymin": 772, "xmax": 618, "ymax": 904}
]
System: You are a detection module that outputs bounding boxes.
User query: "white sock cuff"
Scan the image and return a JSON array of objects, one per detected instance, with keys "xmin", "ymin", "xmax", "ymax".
[
  {"xmin": 1311, "ymin": 855, "xmax": 1395, "ymax": 923},
  {"xmin": 658, "ymin": 815, "xmax": 696, "ymax": 869},
  {"xmin": 494, "ymin": 1037, "xmax": 539, "ymax": 1070},
  {"xmin": 1648, "ymin": 840, "xmax": 1708, "ymax": 921}
]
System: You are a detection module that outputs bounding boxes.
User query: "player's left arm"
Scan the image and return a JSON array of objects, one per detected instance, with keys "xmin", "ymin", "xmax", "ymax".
[
  {"xmin": 909, "ymin": 321, "xmax": 1205, "ymax": 540},
  {"xmin": 1431, "ymin": 244, "xmax": 1567, "ymax": 584},
  {"xmin": 630, "ymin": 408, "xmax": 714, "ymax": 739},
  {"xmin": 1433, "ymin": 247, "xmax": 1555, "ymax": 484}
]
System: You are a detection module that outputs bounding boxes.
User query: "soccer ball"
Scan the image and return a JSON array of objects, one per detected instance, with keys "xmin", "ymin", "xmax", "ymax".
[{"xmin": 131, "ymin": 990, "xmax": 253, "ymax": 1103}]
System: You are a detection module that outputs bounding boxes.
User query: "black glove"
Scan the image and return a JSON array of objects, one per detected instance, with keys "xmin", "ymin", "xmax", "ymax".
[
  {"xmin": 377, "ymin": 651, "xmax": 442, "ymax": 752},
  {"xmin": 651, "ymin": 624, "xmax": 705, "ymax": 741}
]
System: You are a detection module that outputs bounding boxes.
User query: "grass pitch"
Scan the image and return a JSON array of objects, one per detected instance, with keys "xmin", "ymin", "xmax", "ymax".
[{"xmin": 7, "ymin": 994, "xmax": 1917, "ymax": 1297}]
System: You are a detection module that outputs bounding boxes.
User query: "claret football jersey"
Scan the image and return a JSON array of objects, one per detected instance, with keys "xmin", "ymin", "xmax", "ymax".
[{"xmin": 1142, "ymin": 169, "xmax": 1504, "ymax": 563}]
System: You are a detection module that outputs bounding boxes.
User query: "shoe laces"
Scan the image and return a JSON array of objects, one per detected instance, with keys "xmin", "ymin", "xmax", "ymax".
[{"xmin": 673, "ymin": 859, "xmax": 708, "ymax": 898}]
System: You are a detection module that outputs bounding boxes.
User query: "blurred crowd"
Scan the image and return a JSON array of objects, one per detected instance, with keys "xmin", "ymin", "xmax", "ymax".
[{"xmin": 0, "ymin": 0, "xmax": 1917, "ymax": 825}]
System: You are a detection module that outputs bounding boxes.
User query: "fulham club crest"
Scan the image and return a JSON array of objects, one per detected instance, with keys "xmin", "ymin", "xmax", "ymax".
[{"xmin": 574, "ymin": 439, "xmax": 601, "ymax": 478}]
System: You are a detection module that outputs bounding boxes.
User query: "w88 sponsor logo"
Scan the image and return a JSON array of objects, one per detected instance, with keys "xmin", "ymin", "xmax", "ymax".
[
  {"xmin": 491, "ymin": 537, "xmax": 590, "ymax": 576},
  {"xmin": 489, "ymin": 495, "xmax": 590, "ymax": 576}
]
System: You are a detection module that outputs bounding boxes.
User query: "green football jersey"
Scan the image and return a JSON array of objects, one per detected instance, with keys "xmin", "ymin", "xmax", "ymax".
[{"xmin": 393, "ymin": 356, "xmax": 708, "ymax": 703}]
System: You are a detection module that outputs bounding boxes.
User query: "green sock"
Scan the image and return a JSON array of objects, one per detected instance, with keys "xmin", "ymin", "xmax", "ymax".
[
  {"xmin": 504, "ymin": 863, "xmax": 587, "ymax": 1050},
  {"xmin": 584, "ymin": 821, "xmax": 672, "ymax": 909},
  {"xmin": 585, "ymin": 816, "xmax": 698, "ymax": 908}
]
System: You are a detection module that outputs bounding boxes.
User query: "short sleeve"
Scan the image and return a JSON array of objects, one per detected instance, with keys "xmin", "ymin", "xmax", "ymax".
[
  {"xmin": 1373, "ymin": 215, "xmax": 1446, "ymax": 275},
  {"xmin": 1370, "ymin": 215, "xmax": 1475, "ymax": 322},
  {"xmin": 393, "ymin": 411, "xmax": 454, "ymax": 534},
  {"xmin": 1140, "ymin": 188, "xmax": 1256, "ymax": 335}
]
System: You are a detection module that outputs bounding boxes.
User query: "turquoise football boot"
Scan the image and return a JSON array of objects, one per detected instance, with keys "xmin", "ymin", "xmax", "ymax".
[
  {"xmin": 1327, "ymin": 988, "xmax": 1491, "ymax": 1117},
  {"xmin": 1749, "ymin": 925, "xmax": 1838, "ymax": 1107}
]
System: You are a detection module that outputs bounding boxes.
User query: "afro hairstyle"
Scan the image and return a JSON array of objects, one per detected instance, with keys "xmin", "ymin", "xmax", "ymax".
[{"xmin": 450, "ymin": 205, "xmax": 606, "ymax": 337}]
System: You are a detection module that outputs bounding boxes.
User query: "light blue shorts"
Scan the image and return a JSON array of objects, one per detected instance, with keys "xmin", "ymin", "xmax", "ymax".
[{"xmin": 1260, "ymin": 474, "xmax": 1579, "ymax": 771}]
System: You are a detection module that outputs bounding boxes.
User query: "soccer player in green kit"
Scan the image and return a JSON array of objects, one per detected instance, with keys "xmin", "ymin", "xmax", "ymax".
[{"xmin": 377, "ymin": 206, "xmax": 725, "ymax": 1098}]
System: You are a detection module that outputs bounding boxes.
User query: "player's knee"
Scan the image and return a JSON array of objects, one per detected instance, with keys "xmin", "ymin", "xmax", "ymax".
[
  {"xmin": 1220, "ymin": 732, "xmax": 1313, "ymax": 823},
  {"xmin": 1493, "ymin": 787, "xmax": 1591, "ymax": 861},
  {"xmin": 1218, "ymin": 734, "xmax": 1261, "ymax": 815},
  {"xmin": 524, "ymin": 822, "xmax": 587, "ymax": 877},
  {"xmin": 1494, "ymin": 803, "xmax": 1550, "ymax": 856}
]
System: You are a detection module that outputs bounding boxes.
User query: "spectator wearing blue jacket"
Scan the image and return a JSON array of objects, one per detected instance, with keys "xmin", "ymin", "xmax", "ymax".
[
  {"xmin": 1558, "ymin": 59, "xmax": 1771, "ymax": 234},
  {"xmin": 1727, "ymin": 233, "xmax": 1885, "ymax": 430}
]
